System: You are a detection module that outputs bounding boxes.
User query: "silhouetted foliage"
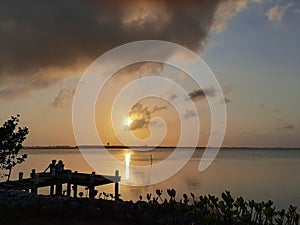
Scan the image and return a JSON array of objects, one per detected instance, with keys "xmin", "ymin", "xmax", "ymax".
[
  {"xmin": 0, "ymin": 188, "xmax": 298, "ymax": 225},
  {"xmin": 132, "ymin": 189, "xmax": 299, "ymax": 225},
  {"xmin": 156, "ymin": 189, "xmax": 163, "ymax": 202},
  {"xmin": 167, "ymin": 188, "xmax": 176, "ymax": 202},
  {"xmin": 0, "ymin": 115, "xmax": 29, "ymax": 181}
]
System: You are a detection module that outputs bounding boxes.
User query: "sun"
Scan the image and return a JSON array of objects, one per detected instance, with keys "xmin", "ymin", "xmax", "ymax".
[{"xmin": 124, "ymin": 117, "xmax": 132, "ymax": 126}]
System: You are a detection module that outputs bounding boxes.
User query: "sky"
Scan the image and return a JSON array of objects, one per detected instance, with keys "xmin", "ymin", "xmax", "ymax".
[{"xmin": 0, "ymin": 0, "xmax": 299, "ymax": 147}]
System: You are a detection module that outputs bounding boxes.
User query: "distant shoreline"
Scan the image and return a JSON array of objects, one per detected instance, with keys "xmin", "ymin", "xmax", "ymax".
[{"xmin": 23, "ymin": 145, "xmax": 300, "ymax": 150}]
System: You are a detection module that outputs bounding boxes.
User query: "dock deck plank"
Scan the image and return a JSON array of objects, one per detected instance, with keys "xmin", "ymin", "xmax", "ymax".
[{"xmin": 0, "ymin": 170, "xmax": 121, "ymax": 198}]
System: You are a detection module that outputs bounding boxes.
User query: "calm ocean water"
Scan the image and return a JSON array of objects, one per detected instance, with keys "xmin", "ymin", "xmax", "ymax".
[{"xmin": 3, "ymin": 148, "xmax": 300, "ymax": 209}]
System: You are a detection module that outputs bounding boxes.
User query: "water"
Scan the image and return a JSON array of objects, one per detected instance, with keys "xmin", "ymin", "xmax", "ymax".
[{"xmin": 3, "ymin": 148, "xmax": 300, "ymax": 209}]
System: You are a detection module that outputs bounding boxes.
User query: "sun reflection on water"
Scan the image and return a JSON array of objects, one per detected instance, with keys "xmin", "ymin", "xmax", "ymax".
[{"xmin": 124, "ymin": 151, "xmax": 131, "ymax": 180}]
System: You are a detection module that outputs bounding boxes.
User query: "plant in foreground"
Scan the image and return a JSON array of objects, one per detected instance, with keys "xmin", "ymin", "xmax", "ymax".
[{"xmin": 136, "ymin": 189, "xmax": 299, "ymax": 225}]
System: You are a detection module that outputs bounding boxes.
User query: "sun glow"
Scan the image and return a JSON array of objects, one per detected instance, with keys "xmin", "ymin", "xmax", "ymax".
[{"xmin": 124, "ymin": 117, "xmax": 132, "ymax": 126}]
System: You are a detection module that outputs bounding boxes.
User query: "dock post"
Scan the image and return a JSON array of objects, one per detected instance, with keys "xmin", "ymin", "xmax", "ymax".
[
  {"xmin": 55, "ymin": 181, "xmax": 62, "ymax": 196},
  {"xmin": 73, "ymin": 171, "xmax": 78, "ymax": 198},
  {"xmin": 31, "ymin": 173, "xmax": 39, "ymax": 194},
  {"xmin": 50, "ymin": 185, "xmax": 54, "ymax": 196},
  {"xmin": 18, "ymin": 172, "xmax": 23, "ymax": 181},
  {"xmin": 89, "ymin": 172, "xmax": 95, "ymax": 199},
  {"xmin": 30, "ymin": 169, "xmax": 37, "ymax": 194},
  {"xmin": 30, "ymin": 169, "xmax": 36, "ymax": 178},
  {"xmin": 50, "ymin": 168, "xmax": 55, "ymax": 196},
  {"xmin": 114, "ymin": 170, "xmax": 120, "ymax": 201},
  {"xmin": 34, "ymin": 174, "xmax": 39, "ymax": 185},
  {"xmin": 24, "ymin": 171, "xmax": 29, "ymax": 192},
  {"xmin": 55, "ymin": 169, "xmax": 62, "ymax": 196},
  {"xmin": 19, "ymin": 172, "xmax": 25, "ymax": 191},
  {"xmin": 66, "ymin": 170, "xmax": 72, "ymax": 197}
]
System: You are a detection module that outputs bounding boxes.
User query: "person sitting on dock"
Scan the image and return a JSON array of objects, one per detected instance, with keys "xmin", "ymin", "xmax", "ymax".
[
  {"xmin": 43, "ymin": 159, "xmax": 56, "ymax": 173},
  {"xmin": 56, "ymin": 160, "xmax": 65, "ymax": 173}
]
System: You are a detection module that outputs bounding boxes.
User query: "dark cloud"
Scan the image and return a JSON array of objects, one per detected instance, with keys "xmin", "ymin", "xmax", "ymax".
[
  {"xmin": 276, "ymin": 124, "xmax": 295, "ymax": 131},
  {"xmin": 130, "ymin": 118, "xmax": 146, "ymax": 131},
  {"xmin": 184, "ymin": 109, "xmax": 197, "ymax": 119},
  {"xmin": 128, "ymin": 102, "xmax": 166, "ymax": 130},
  {"xmin": 188, "ymin": 87, "xmax": 216, "ymax": 100},
  {"xmin": 151, "ymin": 106, "xmax": 167, "ymax": 113},
  {"xmin": 0, "ymin": 0, "xmax": 223, "ymax": 99},
  {"xmin": 189, "ymin": 89, "xmax": 205, "ymax": 99},
  {"xmin": 284, "ymin": 125, "xmax": 295, "ymax": 130},
  {"xmin": 169, "ymin": 93, "xmax": 179, "ymax": 101},
  {"xmin": 0, "ymin": 71, "xmax": 62, "ymax": 100},
  {"xmin": 51, "ymin": 87, "xmax": 75, "ymax": 108}
]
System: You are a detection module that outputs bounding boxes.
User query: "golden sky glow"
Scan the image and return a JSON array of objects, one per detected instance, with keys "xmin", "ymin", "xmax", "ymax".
[{"xmin": 0, "ymin": 0, "xmax": 299, "ymax": 147}]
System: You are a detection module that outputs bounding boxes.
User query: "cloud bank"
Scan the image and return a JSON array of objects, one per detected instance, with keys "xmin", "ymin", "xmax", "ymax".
[{"xmin": 0, "ymin": 0, "xmax": 256, "ymax": 100}]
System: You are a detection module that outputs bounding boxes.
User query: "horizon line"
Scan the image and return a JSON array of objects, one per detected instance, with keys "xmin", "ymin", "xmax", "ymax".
[{"xmin": 23, "ymin": 145, "xmax": 300, "ymax": 149}]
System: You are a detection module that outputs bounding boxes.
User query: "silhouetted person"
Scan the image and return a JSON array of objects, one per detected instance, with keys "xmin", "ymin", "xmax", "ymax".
[
  {"xmin": 44, "ymin": 159, "xmax": 56, "ymax": 173},
  {"xmin": 56, "ymin": 160, "xmax": 65, "ymax": 173}
]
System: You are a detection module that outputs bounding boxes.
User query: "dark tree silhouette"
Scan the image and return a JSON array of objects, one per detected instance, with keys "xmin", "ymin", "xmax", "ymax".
[{"xmin": 0, "ymin": 115, "xmax": 29, "ymax": 181}]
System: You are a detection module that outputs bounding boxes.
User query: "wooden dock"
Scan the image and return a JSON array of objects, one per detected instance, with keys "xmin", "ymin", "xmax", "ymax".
[{"xmin": 0, "ymin": 169, "xmax": 121, "ymax": 199}]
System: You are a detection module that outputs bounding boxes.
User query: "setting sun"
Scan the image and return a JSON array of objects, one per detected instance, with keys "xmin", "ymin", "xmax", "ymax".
[
  {"xmin": 124, "ymin": 117, "xmax": 132, "ymax": 126},
  {"xmin": 1, "ymin": 1, "xmax": 300, "ymax": 224}
]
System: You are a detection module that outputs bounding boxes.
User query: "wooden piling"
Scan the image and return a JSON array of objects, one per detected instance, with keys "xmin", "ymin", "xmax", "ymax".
[
  {"xmin": 34, "ymin": 173, "xmax": 39, "ymax": 185},
  {"xmin": 50, "ymin": 168, "xmax": 55, "ymax": 196},
  {"xmin": 30, "ymin": 170, "xmax": 36, "ymax": 193},
  {"xmin": 114, "ymin": 170, "xmax": 119, "ymax": 201},
  {"xmin": 18, "ymin": 172, "xmax": 23, "ymax": 181},
  {"xmin": 55, "ymin": 181, "xmax": 62, "ymax": 196},
  {"xmin": 30, "ymin": 169, "xmax": 35, "ymax": 178},
  {"xmin": 66, "ymin": 183, "xmax": 71, "ymax": 196},
  {"xmin": 73, "ymin": 171, "xmax": 78, "ymax": 198},
  {"xmin": 88, "ymin": 172, "xmax": 95, "ymax": 198},
  {"xmin": 50, "ymin": 184, "xmax": 54, "ymax": 196},
  {"xmin": 66, "ymin": 170, "xmax": 72, "ymax": 196},
  {"xmin": 31, "ymin": 173, "xmax": 39, "ymax": 194}
]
